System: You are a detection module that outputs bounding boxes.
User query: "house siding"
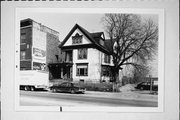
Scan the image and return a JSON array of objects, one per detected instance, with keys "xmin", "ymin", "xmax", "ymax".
[
  {"xmin": 60, "ymin": 24, "xmax": 114, "ymax": 83},
  {"xmin": 72, "ymin": 48, "xmax": 101, "ymax": 82}
]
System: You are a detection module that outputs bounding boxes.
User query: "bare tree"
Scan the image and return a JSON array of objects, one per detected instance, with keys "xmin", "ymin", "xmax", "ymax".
[{"xmin": 102, "ymin": 14, "xmax": 158, "ymax": 91}]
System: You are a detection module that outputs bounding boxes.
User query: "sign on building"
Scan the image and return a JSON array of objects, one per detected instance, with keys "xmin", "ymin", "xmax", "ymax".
[{"xmin": 32, "ymin": 24, "xmax": 47, "ymax": 69}]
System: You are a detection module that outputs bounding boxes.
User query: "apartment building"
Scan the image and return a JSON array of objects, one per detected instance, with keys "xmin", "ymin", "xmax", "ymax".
[{"xmin": 20, "ymin": 18, "xmax": 60, "ymax": 72}]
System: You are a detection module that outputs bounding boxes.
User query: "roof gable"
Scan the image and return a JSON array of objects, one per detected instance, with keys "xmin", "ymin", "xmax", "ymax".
[
  {"xmin": 59, "ymin": 24, "xmax": 111, "ymax": 54},
  {"xmin": 59, "ymin": 24, "xmax": 95, "ymax": 47},
  {"xmin": 63, "ymin": 28, "xmax": 92, "ymax": 46}
]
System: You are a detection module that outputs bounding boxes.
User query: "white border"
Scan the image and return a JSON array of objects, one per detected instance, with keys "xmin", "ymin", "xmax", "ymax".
[{"xmin": 15, "ymin": 8, "xmax": 164, "ymax": 112}]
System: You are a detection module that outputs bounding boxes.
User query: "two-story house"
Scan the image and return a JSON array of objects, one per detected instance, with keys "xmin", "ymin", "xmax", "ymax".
[{"xmin": 57, "ymin": 24, "xmax": 114, "ymax": 83}]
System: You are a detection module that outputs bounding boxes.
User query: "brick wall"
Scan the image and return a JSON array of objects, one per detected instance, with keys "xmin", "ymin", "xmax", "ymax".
[
  {"xmin": 20, "ymin": 19, "xmax": 61, "ymax": 73},
  {"xmin": 46, "ymin": 32, "xmax": 60, "ymax": 64},
  {"xmin": 20, "ymin": 27, "xmax": 32, "ymax": 70}
]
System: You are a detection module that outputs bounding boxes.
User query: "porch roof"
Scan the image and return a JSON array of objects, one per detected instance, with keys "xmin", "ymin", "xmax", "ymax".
[{"xmin": 48, "ymin": 62, "xmax": 73, "ymax": 67}]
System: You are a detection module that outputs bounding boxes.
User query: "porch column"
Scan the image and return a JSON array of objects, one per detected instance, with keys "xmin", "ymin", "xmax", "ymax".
[{"xmin": 61, "ymin": 67, "xmax": 63, "ymax": 78}]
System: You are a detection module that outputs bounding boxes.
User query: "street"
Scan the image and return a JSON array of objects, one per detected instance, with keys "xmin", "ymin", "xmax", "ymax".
[{"xmin": 20, "ymin": 90, "xmax": 158, "ymax": 107}]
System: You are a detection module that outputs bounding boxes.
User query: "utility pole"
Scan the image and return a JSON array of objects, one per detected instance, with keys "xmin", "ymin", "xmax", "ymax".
[{"xmin": 149, "ymin": 75, "xmax": 153, "ymax": 94}]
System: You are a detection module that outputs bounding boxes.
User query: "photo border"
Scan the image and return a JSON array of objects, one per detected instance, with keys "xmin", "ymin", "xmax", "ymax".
[{"xmin": 15, "ymin": 8, "xmax": 164, "ymax": 112}]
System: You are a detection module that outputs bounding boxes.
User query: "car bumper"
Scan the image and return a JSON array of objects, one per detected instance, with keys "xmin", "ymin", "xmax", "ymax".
[{"xmin": 77, "ymin": 88, "xmax": 86, "ymax": 93}]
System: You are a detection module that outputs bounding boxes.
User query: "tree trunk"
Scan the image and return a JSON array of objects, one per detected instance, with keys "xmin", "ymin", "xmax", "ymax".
[{"xmin": 112, "ymin": 69, "xmax": 119, "ymax": 92}]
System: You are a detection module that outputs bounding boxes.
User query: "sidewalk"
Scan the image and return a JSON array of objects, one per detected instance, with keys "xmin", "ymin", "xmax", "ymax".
[{"xmin": 84, "ymin": 90, "xmax": 158, "ymax": 102}]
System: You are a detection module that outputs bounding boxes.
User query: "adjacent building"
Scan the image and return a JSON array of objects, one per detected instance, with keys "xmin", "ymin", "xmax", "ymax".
[{"xmin": 20, "ymin": 18, "xmax": 60, "ymax": 73}]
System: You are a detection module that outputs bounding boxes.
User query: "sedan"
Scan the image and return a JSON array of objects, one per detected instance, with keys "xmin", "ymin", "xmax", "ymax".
[
  {"xmin": 135, "ymin": 82, "xmax": 158, "ymax": 91},
  {"xmin": 49, "ymin": 82, "xmax": 86, "ymax": 94}
]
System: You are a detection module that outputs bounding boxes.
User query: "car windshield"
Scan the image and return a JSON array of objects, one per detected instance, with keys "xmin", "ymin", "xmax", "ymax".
[{"xmin": 60, "ymin": 83, "xmax": 67, "ymax": 87}]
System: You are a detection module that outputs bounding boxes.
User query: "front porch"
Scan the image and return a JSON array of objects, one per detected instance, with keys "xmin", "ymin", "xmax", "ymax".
[
  {"xmin": 48, "ymin": 62, "xmax": 73, "ymax": 81},
  {"xmin": 101, "ymin": 65, "xmax": 114, "ymax": 83}
]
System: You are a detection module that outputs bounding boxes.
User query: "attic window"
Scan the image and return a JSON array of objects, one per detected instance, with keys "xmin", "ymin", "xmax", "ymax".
[{"xmin": 72, "ymin": 33, "xmax": 83, "ymax": 44}]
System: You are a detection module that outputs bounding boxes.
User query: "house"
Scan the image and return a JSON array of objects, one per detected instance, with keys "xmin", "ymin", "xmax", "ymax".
[
  {"xmin": 20, "ymin": 18, "xmax": 60, "ymax": 72},
  {"xmin": 49, "ymin": 24, "xmax": 115, "ymax": 83}
]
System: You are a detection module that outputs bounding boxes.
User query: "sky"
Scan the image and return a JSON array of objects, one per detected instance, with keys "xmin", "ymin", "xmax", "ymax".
[
  {"xmin": 20, "ymin": 12, "xmax": 158, "ymax": 77},
  {"xmin": 20, "ymin": 12, "xmax": 158, "ymax": 43},
  {"xmin": 20, "ymin": 13, "xmax": 106, "ymax": 42}
]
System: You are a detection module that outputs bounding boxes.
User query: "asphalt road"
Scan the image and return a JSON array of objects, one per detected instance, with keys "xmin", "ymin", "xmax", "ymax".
[{"xmin": 20, "ymin": 91, "xmax": 157, "ymax": 107}]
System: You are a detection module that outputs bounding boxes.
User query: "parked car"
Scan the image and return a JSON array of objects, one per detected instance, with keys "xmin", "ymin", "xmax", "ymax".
[
  {"xmin": 135, "ymin": 82, "xmax": 158, "ymax": 91},
  {"xmin": 49, "ymin": 82, "xmax": 86, "ymax": 94}
]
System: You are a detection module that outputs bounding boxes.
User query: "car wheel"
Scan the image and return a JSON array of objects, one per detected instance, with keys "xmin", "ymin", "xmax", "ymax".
[
  {"xmin": 30, "ymin": 86, "xmax": 35, "ymax": 91},
  {"xmin": 70, "ymin": 89, "xmax": 75, "ymax": 94},
  {"xmin": 140, "ymin": 87, "xmax": 144, "ymax": 90},
  {"xmin": 24, "ymin": 86, "xmax": 29, "ymax": 91},
  {"xmin": 52, "ymin": 88, "xmax": 56, "ymax": 93}
]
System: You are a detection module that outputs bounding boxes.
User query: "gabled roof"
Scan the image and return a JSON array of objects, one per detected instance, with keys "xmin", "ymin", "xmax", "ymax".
[
  {"xmin": 59, "ymin": 24, "xmax": 111, "ymax": 54},
  {"xmin": 90, "ymin": 32, "xmax": 104, "ymax": 39},
  {"xmin": 90, "ymin": 32, "xmax": 106, "ymax": 44}
]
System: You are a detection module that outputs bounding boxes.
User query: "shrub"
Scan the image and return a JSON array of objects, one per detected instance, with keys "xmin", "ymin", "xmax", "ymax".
[{"xmin": 76, "ymin": 82, "xmax": 113, "ymax": 92}]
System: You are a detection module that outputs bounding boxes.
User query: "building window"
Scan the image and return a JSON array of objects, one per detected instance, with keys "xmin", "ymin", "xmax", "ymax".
[
  {"xmin": 101, "ymin": 66, "xmax": 110, "ymax": 77},
  {"xmin": 20, "ymin": 33, "xmax": 26, "ymax": 43},
  {"xmin": 20, "ymin": 51, "xmax": 26, "ymax": 60},
  {"xmin": 55, "ymin": 55, "xmax": 59, "ymax": 61},
  {"xmin": 104, "ymin": 54, "xmax": 110, "ymax": 63},
  {"xmin": 72, "ymin": 33, "xmax": 83, "ymax": 44},
  {"xmin": 65, "ymin": 51, "xmax": 73, "ymax": 62},
  {"xmin": 76, "ymin": 64, "xmax": 88, "ymax": 76},
  {"xmin": 78, "ymin": 48, "xmax": 87, "ymax": 59}
]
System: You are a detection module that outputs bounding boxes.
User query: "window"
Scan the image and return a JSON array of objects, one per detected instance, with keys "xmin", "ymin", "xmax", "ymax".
[
  {"xmin": 55, "ymin": 55, "xmax": 59, "ymax": 61},
  {"xmin": 78, "ymin": 48, "xmax": 87, "ymax": 59},
  {"xmin": 20, "ymin": 33, "xmax": 26, "ymax": 43},
  {"xmin": 104, "ymin": 54, "xmax": 110, "ymax": 63},
  {"xmin": 65, "ymin": 51, "xmax": 72, "ymax": 62},
  {"xmin": 77, "ymin": 64, "xmax": 88, "ymax": 76},
  {"xmin": 79, "ymin": 79, "xmax": 84, "ymax": 83},
  {"xmin": 72, "ymin": 33, "xmax": 83, "ymax": 44},
  {"xmin": 60, "ymin": 83, "xmax": 68, "ymax": 87},
  {"xmin": 102, "ymin": 66, "xmax": 110, "ymax": 77},
  {"xmin": 20, "ymin": 51, "xmax": 26, "ymax": 60}
]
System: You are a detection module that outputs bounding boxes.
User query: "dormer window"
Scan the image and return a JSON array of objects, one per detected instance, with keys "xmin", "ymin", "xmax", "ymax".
[{"xmin": 72, "ymin": 33, "xmax": 83, "ymax": 44}]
